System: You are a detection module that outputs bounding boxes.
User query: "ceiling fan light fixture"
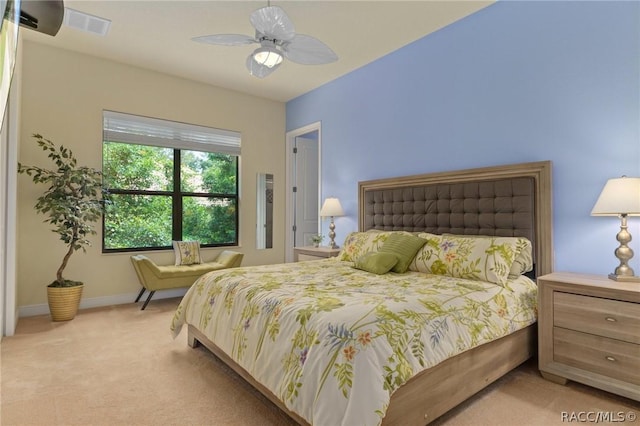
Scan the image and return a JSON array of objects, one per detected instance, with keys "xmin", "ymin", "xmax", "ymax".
[
  {"xmin": 246, "ymin": 54, "xmax": 280, "ymax": 78},
  {"xmin": 252, "ymin": 46, "xmax": 283, "ymax": 68},
  {"xmin": 194, "ymin": 4, "xmax": 337, "ymax": 78}
]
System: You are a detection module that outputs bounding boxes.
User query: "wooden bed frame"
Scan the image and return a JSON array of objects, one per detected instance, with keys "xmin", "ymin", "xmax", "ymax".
[{"xmin": 188, "ymin": 161, "xmax": 554, "ymax": 425}]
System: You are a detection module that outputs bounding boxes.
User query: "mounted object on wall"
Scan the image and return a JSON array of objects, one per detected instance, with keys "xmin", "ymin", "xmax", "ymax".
[{"xmin": 19, "ymin": 0, "xmax": 63, "ymax": 36}]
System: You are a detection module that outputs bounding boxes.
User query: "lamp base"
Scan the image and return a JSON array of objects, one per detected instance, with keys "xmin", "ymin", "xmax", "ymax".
[
  {"xmin": 328, "ymin": 218, "xmax": 338, "ymax": 250},
  {"xmin": 608, "ymin": 273, "xmax": 640, "ymax": 282},
  {"xmin": 606, "ymin": 214, "xmax": 640, "ymax": 283}
]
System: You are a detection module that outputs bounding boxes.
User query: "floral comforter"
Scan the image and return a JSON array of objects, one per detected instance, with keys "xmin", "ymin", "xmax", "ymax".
[{"xmin": 170, "ymin": 258, "xmax": 537, "ymax": 426}]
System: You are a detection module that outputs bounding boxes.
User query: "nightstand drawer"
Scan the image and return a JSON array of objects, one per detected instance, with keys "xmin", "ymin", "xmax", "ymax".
[
  {"xmin": 554, "ymin": 327, "xmax": 640, "ymax": 385},
  {"xmin": 539, "ymin": 272, "xmax": 640, "ymax": 401},
  {"xmin": 554, "ymin": 291, "xmax": 640, "ymax": 344}
]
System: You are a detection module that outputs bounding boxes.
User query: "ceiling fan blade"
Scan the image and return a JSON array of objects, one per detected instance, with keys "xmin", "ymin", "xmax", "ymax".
[
  {"xmin": 283, "ymin": 34, "xmax": 338, "ymax": 65},
  {"xmin": 250, "ymin": 6, "xmax": 295, "ymax": 42},
  {"xmin": 192, "ymin": 34, "xmax": 256, "ymax": 46},
  {"xmin": 246, "ymin": 54, "xmax": 281, "ymax": 79}
]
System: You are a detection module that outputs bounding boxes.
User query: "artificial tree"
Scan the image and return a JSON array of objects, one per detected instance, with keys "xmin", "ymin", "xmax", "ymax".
[{"xmin": 18, "ymin": 133, "xmax": 106, "ymax": 319}]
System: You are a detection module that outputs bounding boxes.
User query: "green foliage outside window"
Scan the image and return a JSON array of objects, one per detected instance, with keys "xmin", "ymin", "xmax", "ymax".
[
  {"xmin": 102, "ymin": 142, "xmax": 238, "ymax": 251},
  {"xmin": 104, "ymin": 193, "xmax": 172, "ymax": 248}
]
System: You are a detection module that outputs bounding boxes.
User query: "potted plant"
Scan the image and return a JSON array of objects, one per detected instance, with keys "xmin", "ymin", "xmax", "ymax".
[
  {"xmin": 18, "ymin": 134, "xmax": 106, "ymax": 321},
  {"xmin": 310, "ymin": 234, "xmax": 324, "ymax": 247}
]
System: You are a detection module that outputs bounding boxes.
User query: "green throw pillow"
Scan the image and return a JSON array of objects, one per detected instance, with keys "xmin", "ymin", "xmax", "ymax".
[
  {"xmin": 379, "ymin": 233, "xmax": 427, "ymax": 273},
  {"xmin": 353, "ymin": 252, "xmax": 399, "ymax": 275}
]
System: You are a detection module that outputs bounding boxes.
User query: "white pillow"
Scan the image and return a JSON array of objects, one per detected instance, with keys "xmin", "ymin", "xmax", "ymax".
[{"xmin": 172, "ymin": 241, "xmax": 201, "ymax": 265}]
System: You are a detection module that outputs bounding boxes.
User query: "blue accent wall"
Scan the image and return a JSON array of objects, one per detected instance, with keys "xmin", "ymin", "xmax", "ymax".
[{"xmin": 286, "ymin": 1, "xmax": 640, "ymax": 275}]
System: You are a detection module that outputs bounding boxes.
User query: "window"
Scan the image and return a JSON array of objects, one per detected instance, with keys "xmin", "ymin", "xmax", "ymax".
[{"xmin": 102, "ymin": 111, "xmax": 240, "ymax": 252}]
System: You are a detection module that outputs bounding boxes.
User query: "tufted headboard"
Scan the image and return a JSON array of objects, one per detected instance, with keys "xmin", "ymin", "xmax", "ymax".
[{"xmin": 358, "ymin": 161, "xmax": 554, "ymax": 277}]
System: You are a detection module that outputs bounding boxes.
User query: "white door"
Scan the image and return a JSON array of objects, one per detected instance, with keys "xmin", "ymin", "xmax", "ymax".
[
  {"xmin": 285, "ymin": 122, "xmax": 321, "ymax": 262},
  {"xmin": 293, "ymin": 136, "xmax": 319, "ymax": 248}
]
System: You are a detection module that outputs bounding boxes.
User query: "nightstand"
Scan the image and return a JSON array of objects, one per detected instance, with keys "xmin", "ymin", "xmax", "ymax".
[
  {"xmin": 537, "ymin": 272, "xmax": 640, "ymax": 401},
  {"xmin": 294, "ymin": 246, "xmax": 341, "ymax": 262}
]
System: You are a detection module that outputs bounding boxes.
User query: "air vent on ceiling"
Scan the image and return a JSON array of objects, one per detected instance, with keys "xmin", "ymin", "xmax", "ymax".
[{"xmin": 63, "ymin": 7, "xmax": 111, "ymax": 36}]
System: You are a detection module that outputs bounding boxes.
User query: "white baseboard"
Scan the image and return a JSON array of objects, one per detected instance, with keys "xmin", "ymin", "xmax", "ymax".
[{"xmin": 18, "ymin": 288, "xmax": 188, "ymax": 317}]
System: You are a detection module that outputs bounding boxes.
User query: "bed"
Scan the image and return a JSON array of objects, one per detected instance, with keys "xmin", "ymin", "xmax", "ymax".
[{"xmin": 170, "ymin": 161, "xmax": 554, "ymax": 425}]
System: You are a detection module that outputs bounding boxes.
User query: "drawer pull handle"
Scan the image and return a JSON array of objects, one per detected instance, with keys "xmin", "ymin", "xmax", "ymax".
[
  {"xmin": 605, "ymin": 356, "xmax": 616, "ymax": 362},
  {"xmin": 605, "ymin": 317, "xmax": 617, "ymax": 322}
]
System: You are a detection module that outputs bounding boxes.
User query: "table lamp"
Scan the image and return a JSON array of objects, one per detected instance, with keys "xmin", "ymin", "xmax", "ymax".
[
  {"xmin": 320, "ymin": 197, "xmax": 344, "ymax": 249},
  {"xmin": 591, "ymin": 176, "xmax": 640, "ymax": 282}
]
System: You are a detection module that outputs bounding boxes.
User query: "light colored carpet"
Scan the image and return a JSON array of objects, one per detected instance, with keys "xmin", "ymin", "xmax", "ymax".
[{"xmin": 1, "ymin": 298, "xmax": 637, "ymax": 425}]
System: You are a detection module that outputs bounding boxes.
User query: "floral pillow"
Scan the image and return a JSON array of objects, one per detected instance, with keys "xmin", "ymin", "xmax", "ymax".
[
  {"xmin": 509, "ymin": 237, "xmax": 533, "ymax": 277},
  {"xmin": 338, "ymin": 230, "xmax": 410, "ymax": 262},
  {"xmin": 409, "ymin": 233, "xmax": 521, "ymax": 286},
  {"xmin": 441, "ymin": 234, "xmax": 534, "ymax": 278},
  {"xmin": 173, "ymin": 241, "xmax": 201, "ymax": 265}
]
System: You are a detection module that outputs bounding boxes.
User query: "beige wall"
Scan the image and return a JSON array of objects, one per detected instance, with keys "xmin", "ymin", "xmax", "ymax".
[{"xmin": 17, "ymin": 41, "xmax": 286, "ymax": 309}]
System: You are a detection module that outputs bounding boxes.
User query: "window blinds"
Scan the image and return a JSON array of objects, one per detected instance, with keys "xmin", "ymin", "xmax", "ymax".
[{"xmin": 103, "ymin": 110, "xmax": 241, "ymax": 155}]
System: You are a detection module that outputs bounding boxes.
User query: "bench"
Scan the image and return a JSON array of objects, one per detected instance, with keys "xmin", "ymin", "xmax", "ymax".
[{"xmin": 130, "ymin": 250, "xmax": 244, "ymax": 310}]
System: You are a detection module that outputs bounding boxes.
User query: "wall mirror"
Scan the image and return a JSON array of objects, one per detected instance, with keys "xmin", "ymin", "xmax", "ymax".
[{"xmin": 256, "ymin": 173, "xmax": 273, "ymax": 249}]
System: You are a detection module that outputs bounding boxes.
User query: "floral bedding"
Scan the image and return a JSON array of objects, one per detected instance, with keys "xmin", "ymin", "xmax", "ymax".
[{"xmin": 170, "ymin": 258, "xmax": 537, "ymax": 426}]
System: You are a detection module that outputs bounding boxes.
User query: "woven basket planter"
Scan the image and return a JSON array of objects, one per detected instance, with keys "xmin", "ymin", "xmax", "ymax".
[{"xmin": 47, "ymin": 284, "xmax": 84, "ymax": 321}]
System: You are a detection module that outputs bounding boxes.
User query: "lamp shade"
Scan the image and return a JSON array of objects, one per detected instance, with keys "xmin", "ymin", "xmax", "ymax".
[
  {"xmin": 320, "ymin": 197, "xmax": 344, "ymax": 217},
  {"xmin": 591, "ymin": 176, "xmax": 640, "ymax": 216},
  {"xmin": 246, "ymin": 53, "xmax": 280, "ymax": 78}
]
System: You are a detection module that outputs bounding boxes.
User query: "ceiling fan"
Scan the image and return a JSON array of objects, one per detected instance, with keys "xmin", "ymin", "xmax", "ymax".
[{"xmin": 192, "ymin": 3, "xmax": 338, "ymax": 78}]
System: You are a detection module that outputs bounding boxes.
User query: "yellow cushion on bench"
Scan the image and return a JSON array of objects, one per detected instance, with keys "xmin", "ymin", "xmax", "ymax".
[
  {"xmin": 131, "ymin": 250, "xmax": 244, "ymax": 292},
  {"xmin": 155, "ymin": 262, "xmax": 227, "ymax": 278}
]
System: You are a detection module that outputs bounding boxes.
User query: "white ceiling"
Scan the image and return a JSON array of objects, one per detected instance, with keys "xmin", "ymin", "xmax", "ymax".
[{"xmin": 21, "ymin": 1, "xmax": 494, "ymax": 102}]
